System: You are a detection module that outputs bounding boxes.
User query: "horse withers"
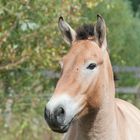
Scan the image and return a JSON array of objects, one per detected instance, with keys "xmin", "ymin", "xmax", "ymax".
[{"xmin": 44, "ymin": 15, "xmax": 140, "ymax": 140}]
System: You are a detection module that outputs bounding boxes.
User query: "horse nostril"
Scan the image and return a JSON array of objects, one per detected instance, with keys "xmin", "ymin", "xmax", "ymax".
[
  {"xmin": 44, "ymin": 106, "xmax": 66, "ymax": 129},
  {"xmin": 55, "ymin": 107, "xmax": 65, "ymax": 124},
  {"xmin": 57, "ymin": 107, "xmax": 65, "ymax": 116}
]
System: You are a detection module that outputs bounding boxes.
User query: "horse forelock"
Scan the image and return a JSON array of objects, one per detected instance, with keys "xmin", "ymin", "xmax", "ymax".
[{"xmin": 76, "ymin": 24, "xmax": 95, "ymax": 40}]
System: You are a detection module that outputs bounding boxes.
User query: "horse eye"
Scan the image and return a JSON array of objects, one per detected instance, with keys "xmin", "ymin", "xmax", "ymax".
[{"xmin": 87, "ymin": 63, "xmax": 96, "ymax": 70}]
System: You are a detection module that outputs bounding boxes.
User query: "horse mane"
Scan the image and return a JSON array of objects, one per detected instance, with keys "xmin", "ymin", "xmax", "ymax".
[{"xmin": 76, "ymin": 24, "xmax": 95, "ymax": 40}]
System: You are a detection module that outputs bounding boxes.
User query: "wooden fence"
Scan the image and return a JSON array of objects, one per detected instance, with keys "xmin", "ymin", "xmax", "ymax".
[
  {"xmin": 113, "ymin": 66, "xmax": 140, "ymax": 94},
  {"xmin": 42, "ymin": 66, "xmax": 140, "ymax": 95}
]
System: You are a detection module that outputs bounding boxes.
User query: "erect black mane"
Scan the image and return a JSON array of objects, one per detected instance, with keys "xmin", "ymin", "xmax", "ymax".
[{"xmin": 76, "ymin": 24, "xmax": 95, "ymax": 40}]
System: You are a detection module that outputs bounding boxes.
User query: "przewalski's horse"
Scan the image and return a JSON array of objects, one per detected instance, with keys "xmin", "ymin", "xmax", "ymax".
[{"xmin": 44, "ymin": 15, "xmax": 140, "ymax": 140}]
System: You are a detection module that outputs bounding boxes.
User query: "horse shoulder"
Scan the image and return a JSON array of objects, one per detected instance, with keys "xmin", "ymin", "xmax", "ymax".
[{"xmin": 115, "ymin": 98, "xmax": 140, "ymax": 140}]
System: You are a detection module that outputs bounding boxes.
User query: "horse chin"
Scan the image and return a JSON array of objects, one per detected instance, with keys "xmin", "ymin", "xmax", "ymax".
[
  {"xmin": 50, "ymin": 109, "xmax": 87, "ymax": 133},
  {"xmin": 51, "ymin": 123, "xmax": 70, "ymax": 133}
]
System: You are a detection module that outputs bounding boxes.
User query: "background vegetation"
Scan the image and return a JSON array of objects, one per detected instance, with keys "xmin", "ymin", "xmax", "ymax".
[{"xmin": 0, "ymin": 0, "xmax": 140, "ymax": 139}]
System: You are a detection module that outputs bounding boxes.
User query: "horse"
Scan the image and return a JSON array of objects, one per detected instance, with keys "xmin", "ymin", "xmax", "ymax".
[{"xmin": 44, "ymin": 14, "xmax": 140, "ymax": 140}]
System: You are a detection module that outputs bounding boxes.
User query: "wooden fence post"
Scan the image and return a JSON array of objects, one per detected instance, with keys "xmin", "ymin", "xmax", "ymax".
[{"xmin": 135, "ymin": 84, "xmax": 140, "ymax": 108}]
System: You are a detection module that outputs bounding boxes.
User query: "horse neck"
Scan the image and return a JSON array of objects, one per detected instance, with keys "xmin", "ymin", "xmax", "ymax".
[{"xmin": 77, "ymin": 51, "xmax": 117, "ymax": 140}]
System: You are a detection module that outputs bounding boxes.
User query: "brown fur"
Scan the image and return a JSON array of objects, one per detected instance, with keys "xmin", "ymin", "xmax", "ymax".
[
  {"xmin": 54, "ymin": 40, "xmax": 140, "ymax": 140},
  {"xmin": 53, "ymin": 16, "xmax": 140, "ymax": 140}
]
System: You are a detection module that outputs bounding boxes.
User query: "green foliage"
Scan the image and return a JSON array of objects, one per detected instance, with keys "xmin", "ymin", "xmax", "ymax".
[
  {"xmin": 83, "ymin": 0, "xmax": 140, "ymax": 66},
  {"xmin": 117, "ymin": 72, "xmax": 139, "ymax": 86},
  {"xmin": 116, "ymin": 93, "xmax": 136, "ymax": 104},
  {"xmin": 0, "ymin": 0, "xmax": 140, "ymax": 139},
  {"xmin": 129, "ymin": 0, "xmax": 140, "ymax": 13}
]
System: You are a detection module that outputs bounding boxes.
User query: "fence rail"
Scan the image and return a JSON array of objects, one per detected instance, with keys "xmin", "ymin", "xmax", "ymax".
[
  {"xmin": 116, "ymin": 87, "xmax": 138, "ymax": 94},
  {"xmin": 113, "ymin": 66, "xmax": 140, "ymax": 73},
  {"xmin": 42, "ymin": 66, "xmax": 140, "ymax": 95},
  {"xmin": 43, "ymin": 66, "xmax": 140, "ymax": 79}
]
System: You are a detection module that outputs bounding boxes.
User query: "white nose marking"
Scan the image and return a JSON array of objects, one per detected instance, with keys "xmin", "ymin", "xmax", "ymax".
[{"xmin": 46, "ymin": 94, "xmax": 85, "ymax": 124}]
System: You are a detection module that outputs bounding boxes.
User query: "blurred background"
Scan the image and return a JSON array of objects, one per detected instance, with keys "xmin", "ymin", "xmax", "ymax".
[{"xmin": 0, "ymin": 0, "xmax": 140, "ymax": 140}]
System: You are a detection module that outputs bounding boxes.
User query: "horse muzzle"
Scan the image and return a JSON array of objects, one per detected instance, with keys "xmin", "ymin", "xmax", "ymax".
[{"xmin": 44, "ymin": 106, "xmax": 70, "ymax": 133}]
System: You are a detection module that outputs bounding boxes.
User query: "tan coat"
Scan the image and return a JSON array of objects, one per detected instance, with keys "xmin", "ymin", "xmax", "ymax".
[{"xmin": 63, "ymin": 99, "xmax": 140, "ymax": 140}]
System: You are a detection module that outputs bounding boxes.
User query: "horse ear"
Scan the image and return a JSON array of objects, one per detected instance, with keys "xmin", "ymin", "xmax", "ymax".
[
  {"xmin": 58, "ymin": 16, "xmax": 76, "ymax": 45},
  {"xmin": 95, "ymin": 14, "xmax": 107, "ymax": 50}
]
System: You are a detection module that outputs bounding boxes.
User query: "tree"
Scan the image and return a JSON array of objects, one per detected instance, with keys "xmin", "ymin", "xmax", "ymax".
[{"xmin": 0, "ymin": 0, "xmax": 140, "ymax": 140}]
